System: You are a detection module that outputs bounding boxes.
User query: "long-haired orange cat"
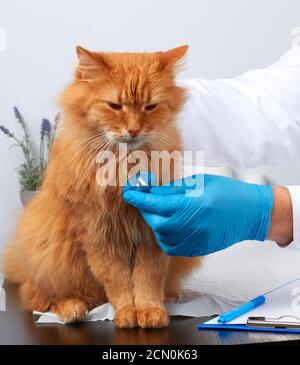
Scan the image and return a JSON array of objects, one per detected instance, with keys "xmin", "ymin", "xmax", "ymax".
[{"xmin": 4, "ymin": 45, "xmax": 200, "ymax": 328}]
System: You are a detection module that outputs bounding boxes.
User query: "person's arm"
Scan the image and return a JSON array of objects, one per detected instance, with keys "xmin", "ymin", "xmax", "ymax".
[
  {"xmin": 284, "ymin": 186, "xmax": 300, "ymax": 248},
  {"xmin": 123, "ymin": 174, "xmax": 278, "ymax": 257},
  {"xmin": 267, "ymin": 187, "xmax": 293, "ymax": 246},
  {"xmin": 123, "ymin": 175, "xmax": 300, "ymax": 256}
]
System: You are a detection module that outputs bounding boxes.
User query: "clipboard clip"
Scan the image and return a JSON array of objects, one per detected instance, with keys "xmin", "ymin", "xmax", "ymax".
[{"xmin": 247, "ymin": 315, "xmax": 300, "ymax": 329}]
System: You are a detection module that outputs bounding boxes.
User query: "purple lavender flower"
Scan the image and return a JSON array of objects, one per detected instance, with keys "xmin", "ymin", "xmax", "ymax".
[
  {"xmin": 40, "ymin": 118, "xmax": 51, "ymax": 136},
  {"xmin": 13, "ymin": 106, "xmax": 24, "ymax": 124},
  {"xmin": 0, "ymin": 125, "xmax": 13, "ymax": 137}
]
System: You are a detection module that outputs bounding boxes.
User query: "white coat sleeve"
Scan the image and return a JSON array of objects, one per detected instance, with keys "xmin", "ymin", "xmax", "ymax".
[{"xmin": 177, "ymin": 46, "xmax": 300, "ymax": 169}]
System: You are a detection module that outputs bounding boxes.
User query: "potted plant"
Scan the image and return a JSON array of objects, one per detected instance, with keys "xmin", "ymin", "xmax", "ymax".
[{"xmin": 0, "ymin": 107, "xmax": 59, "ymax": 205}]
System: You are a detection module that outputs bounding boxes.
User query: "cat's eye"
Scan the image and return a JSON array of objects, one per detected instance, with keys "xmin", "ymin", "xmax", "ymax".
[
  {"xmin": 107, "ymin": 102, "xmax": 122, "ymax": 111},
  {"xmin": 144, "ymin": 104, "xmax": 157, "ymax": 111}
]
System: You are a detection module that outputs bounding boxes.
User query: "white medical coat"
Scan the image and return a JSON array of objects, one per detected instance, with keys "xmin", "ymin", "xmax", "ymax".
[{"xmin": 178, "ymin": 46, "xmax": 300, "ymax": 246}]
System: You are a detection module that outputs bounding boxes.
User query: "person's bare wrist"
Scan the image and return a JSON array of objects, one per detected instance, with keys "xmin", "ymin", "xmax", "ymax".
[{"xmin": 267, "ymin": 186, "xmax": 293, "ymax": 246}]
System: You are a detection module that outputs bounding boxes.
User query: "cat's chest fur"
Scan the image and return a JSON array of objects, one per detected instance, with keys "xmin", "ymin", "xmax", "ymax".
[{"xmin": 85, "ymin": 186, "xmax": 153, "ymax": 249}]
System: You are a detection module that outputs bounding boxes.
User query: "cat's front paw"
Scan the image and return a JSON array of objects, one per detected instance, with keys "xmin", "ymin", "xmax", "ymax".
[
  {"xmin": 51, "ymin": 298, "xmax": 89, "ymax": 323},
  {"xmin": 137, "ymin": 307, "xmax": 169, "ymax": 329},
  {"xmin": 114, "ymin": 305, "xmax": 138, "ymax": 328}
]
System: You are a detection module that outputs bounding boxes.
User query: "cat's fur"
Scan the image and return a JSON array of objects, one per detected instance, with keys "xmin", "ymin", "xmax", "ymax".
[{"xmin": 4, "ymin": 46, "xmax": 200, "ymax": 328}]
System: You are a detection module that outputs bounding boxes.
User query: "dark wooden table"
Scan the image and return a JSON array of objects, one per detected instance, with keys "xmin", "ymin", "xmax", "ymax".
[{"xmin": 1, "ymin": 282, "xmax": 300, "ymax": 345}]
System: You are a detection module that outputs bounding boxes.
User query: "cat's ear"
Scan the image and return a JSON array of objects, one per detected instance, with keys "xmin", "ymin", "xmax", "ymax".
[
  {"xmin": 76, "ymin": 46, "xmax": 109, "ymax": 81},
  {"xmin": 157, "ymin": 45, "xmax": 188, "ymax": 71}
]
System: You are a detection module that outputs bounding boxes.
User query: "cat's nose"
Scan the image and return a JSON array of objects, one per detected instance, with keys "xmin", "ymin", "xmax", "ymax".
[{"xmin": 127, "ymin": 129, "xmax": 141, "ymax": 138}]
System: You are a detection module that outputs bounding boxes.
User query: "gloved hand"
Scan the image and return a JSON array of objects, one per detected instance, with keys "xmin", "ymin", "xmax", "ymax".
[{"xmin": 122, "ymin": 174, "xmax": 274, "ymax": 256}]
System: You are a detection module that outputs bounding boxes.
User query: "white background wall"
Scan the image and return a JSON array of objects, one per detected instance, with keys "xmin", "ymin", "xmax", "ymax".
[{"xmin": 0, "ymin": 0, "xmax": 300, "ymax": 255}]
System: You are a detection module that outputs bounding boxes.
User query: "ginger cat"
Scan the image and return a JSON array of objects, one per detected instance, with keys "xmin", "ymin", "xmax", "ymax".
[{"xmin": 4, "ymin": 45, "xmax": 200, "ymax": 328}]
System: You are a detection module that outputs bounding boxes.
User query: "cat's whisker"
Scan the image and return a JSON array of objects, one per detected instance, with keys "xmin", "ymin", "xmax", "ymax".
[
  {"xmin": 155, "ymin": 133, "xmax": 180, "ymax": 148},
  {"xmin": 69, "ymin": 133, "xmax": 109, "ymax": 167},
  {"xmin": 74, "ymin": 132, "xmax": 109, "ymax": 154},
  {"xmin": 150, "ymin": 133, "xmax": 180, "ymax": 149},
  {"xmin": 76, "ymin": 137, "xmax": 116, "ymax": 186},
  {"xmin": 74, "ymin": 131, "xmax": 108, "ymax": 150},
  {"xmin": 154, "ymin": 129, "xmax": 179, "ymax": 143},
  {"xmin": 66, "ymin": 133, "xmax": 108, "ymax": 167},
  {"xmin": 73, "ymin": 138, "xmax": 109, "ymax": 180},
  {"xmin": 76, "ymin": 137, "xmax": 110, "ymax": 173},
  {"xmin": 78, "ymin": 132, "xmax": 181, "ymax": 185},
  {"xmin": 79, "ymin": 139, "xmax": 117, "ymax": 187}
]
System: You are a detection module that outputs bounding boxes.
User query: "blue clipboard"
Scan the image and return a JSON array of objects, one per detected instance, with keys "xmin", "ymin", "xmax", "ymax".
[
  {"xmin": 198, "ymin": 277, "xmax": 300, "ymax": 334},
  {"xmin": 198, "ymin": 322, "xmax": 300, "ymax": 334}
]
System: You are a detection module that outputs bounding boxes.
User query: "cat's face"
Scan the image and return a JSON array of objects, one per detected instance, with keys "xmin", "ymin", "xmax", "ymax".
[{"xmin": 61, "ymin": 46, "xmax": 188, "ymax": 149}]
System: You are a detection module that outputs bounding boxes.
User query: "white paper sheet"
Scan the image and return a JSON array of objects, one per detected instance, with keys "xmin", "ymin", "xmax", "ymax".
[{"xmin": 35, "ymin": 291, "xmax": 239, "ymax": 324}]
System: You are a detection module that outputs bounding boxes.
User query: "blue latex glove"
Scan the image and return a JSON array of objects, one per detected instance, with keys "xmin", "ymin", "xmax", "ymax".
[{"xmin": 123, "ymin": 174, "xmax": 274, "ymax": 256}]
